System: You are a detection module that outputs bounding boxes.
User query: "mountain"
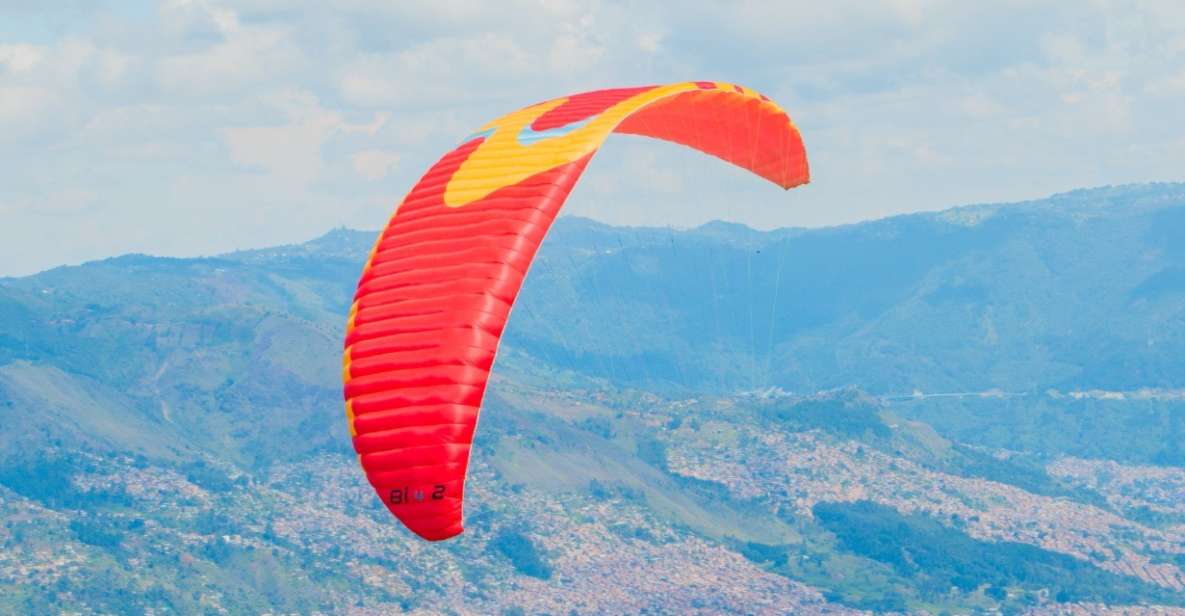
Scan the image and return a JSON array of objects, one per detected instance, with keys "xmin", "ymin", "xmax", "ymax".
[
  {"xmin": 509, "ymin": 183, "xmax": 1185, "ymax": 394},
  {"xmin": 1, "ymin": 183, "xmax": 1184, "ymax": 614}
]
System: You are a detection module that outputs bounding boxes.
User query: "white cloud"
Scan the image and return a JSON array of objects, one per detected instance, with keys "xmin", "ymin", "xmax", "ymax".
[
  {"xmin": 337, "ymin": 33, "xmax": 534, "ymax": 108},
  {"xmin": 0, "ymin": 43, "xmax": 43, "ymax": 72},
  {"xmin": 637, "ymin": 32, "xmax": 663, "ymax": 54},
  {"xmin": 1, "ymin": 0, "xmax": 1184, "ymax": 275},
  {"xmin": 0, "ymin": 190, "xmax": 98, "ymax": 216},
  {"xmin": 352, "ymin": 149, "xmax": 400, "ymax": 180},
  {"xmin": 220, "ymin": 90, "xmax": 348, "ymax": 188},
  {"xmin": 959, "ymin": 94, "xmax": 1005, "ymax": 119},
  {"xmin": 155, "ymin": 4, "xmax": 304, "ymax": 97},
  {"xmin": 1146, "ymin": 70, "xmax": 1185, "ymax": 95},
  {"xmin": 0, "ymin": 84, "xmax": 56, "ymax": 124}
]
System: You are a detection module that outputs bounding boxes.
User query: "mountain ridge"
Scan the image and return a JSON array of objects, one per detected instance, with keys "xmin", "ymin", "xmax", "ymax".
[
  {"xmin": 7, "ymin": 181, "xmax": 1182, "ymax": 283},
  {"xmin": 2, "ymin": 181, "xmax": 1184, "ymax": 613}
]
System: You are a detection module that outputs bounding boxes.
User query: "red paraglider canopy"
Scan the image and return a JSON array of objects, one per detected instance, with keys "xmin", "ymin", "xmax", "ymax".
[{"xmin": 343, "ymin": 81, "xmax": 809, "ymax": 540}]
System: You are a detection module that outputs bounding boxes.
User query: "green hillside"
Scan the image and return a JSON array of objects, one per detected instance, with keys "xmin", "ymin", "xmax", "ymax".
[{"xmin": 1, "ymin": 184, "xmax": 1184, "ymax": 614}]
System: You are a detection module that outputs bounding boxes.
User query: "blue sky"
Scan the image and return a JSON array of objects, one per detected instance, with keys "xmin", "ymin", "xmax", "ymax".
[{"xmin": 1, "ymin": 1, "xmax": 1183, "ymax": 276}]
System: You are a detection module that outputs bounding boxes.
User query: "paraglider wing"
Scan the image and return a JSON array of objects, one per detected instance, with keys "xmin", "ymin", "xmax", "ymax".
[{"xmin": 343, "ymin": 82, "xmax": 809, "ymax": 541}]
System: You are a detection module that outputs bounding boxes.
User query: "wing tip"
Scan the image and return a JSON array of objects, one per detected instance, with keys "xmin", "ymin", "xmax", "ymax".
[
  {"xmin": 782, "ymin": 177, "xmax": 811, "ymax": 191},
  {"xmin": 414, "ymin": 522, "xmax": 465, "ymax": 542}
]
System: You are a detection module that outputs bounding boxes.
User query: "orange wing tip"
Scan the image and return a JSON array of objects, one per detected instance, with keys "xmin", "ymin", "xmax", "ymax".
[{"xmin": 782, "ymin": 174, "xmax": 811, "ymax": 190}]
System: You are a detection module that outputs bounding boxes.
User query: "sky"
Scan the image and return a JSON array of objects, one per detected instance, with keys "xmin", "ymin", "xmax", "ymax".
[{"xmin": 1, "ymin": 1, "xmax": 1183, "ymax": 276}]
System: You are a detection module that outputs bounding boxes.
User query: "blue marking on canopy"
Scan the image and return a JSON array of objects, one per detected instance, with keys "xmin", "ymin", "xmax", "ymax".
[{"xmin": 515, "ymin": 116, "xmax": 595, "ymax": 145}]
